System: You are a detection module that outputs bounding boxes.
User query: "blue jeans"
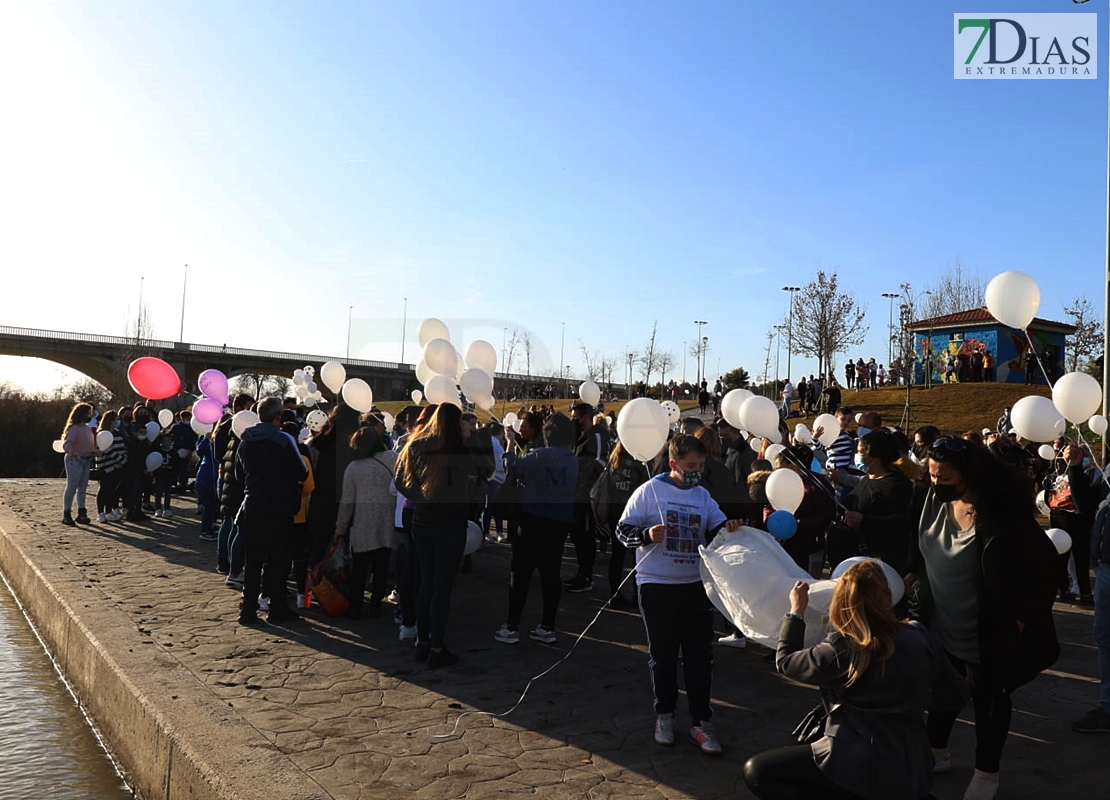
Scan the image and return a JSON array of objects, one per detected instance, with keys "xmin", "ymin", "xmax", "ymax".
[
  {"xmin": 218, "ymin": 514, "xmax": 244, "ymax": 574},
  {"xmin": 1095, "ymin": 562, "xmax": 1110, "ymax": 713},
  {"xmin": 63, "ymin": 455, "xmax": 91, "ymax": 512},
  {"xmin": 411, "ymin": 520, "xmax": 467, "ymax": 649}
]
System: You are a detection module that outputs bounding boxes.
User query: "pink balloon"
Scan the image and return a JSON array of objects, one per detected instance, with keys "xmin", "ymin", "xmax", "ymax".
[
  {"xmin": 127, "ymin": 357, "xmax": 181, "ymax": 400},
  {"xmin": 198, "ymin": 368, "xmax": 229, "ymax": 404},
  {"xmin": 192, "ymin": 397, "xmax": 224, "ymax": 425}
]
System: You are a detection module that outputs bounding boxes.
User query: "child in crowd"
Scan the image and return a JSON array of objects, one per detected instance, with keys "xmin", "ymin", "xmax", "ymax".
[
  {"xmin": 152, "ymin": 432, "xmax": 177, "ymax": 517},
  {"xmin": 616, "ymin": 435, "xmax": 741, "ymax": 756}
]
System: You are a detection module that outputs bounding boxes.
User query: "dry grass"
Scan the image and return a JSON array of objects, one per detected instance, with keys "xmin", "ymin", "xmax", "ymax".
[{"xmin": 375, "ymin": 382, "xmax": 1074, "ymax": 437}]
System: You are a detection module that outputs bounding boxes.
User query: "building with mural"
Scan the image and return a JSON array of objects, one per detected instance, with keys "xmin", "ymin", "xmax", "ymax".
[{"xmin": 909, "ymin": 308, "xmax": 1075, "ymax": 385}]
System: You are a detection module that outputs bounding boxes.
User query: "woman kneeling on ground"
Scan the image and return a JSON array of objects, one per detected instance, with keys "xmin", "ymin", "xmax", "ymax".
[{"xmin": 743, "ymin": 561, "xmax": 967, "ymax": 800}]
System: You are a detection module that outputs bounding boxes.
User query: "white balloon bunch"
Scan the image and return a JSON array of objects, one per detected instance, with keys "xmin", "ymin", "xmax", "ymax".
[
  {"xmin": 412, "ymin": 317, "xmax": 498, "ymax": 411},
  {"xmin": 292, "ymin": 365, "xmax": 326, "ymax": 408}
]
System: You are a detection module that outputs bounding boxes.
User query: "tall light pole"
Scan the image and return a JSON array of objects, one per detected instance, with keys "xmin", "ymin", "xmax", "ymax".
[
  {"xmin": 782, "ymin": 286, "xmax": 800, "ymax": 380},
  {"xmin": 400, "ymin": 297, "xmax": 408, "ymax": 364},
  {"xmin": 882, "ymin": 292, "xmax": 900, "ymax": 367},
  {"xmin": 627, "ymin": 349, "xmax": 635, "ymax": 399},
  {"xmin": 682, "ymin": 340, "xmax": 687, "ymax": 383},
  {"xmin": 179, "ymin": 264, "xmax": 187, "ymax": 342},
  {"xmin": 693, "ymin": 320, "xmax": 708, "ymax": 385},
  {"xmin": 559, "ymin": 322, "xmax": 565, "ymax": 397},
  {"xmin": 136, "ymin": 276, "xmax": 144, "ymax": 342},
  {"xmin": 346, "ymin": 304, "xmax": 353, "ymax": 360},
  {"xmin": 774, "ymin": 325, "xmax": 786, "ymax": 393},
  {"xmin": 701, "ymin": 336, "xmax": 709, "ymax": 387},
  {"xmin": 922, "ymin": 289, "xmax": 934, "ymax": 389}
]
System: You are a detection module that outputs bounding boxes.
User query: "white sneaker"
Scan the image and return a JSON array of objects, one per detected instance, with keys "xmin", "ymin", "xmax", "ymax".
[
  {"xmin": 387, "ymin": 589, "xmax": 399, "ymax": 604},
  {"xmin": 295, "ymin": 593, "xmax": 307, "ymax": 609},
  {"xmin": 398, "ymin": 625, "xmax": 418, "ymax": 641},
  {"xmin": 108, "ymin": 509, "xmax": 123, "ymax": 521},
  {"xmin": 717, "ymin": 633, "xmax": 747, "ymax": 649},
  {"xmin": 162, "ymin": 508, "xmax": 173, "ymax": 518},
  {"xmin": 654, "ymin": 713, "xmax": 676, "ymax": 746},
  {"xmin": 154, "ymin": 509, "xmax": 164, "ymax": 518},
  {"xmin": 529, "ymin": 625, "xmax": 557, "ymax": 644},
  {"xmin": 963, "ymin": 769, "xmax": 999, "ymax": 800},
  {"xmin": 494, "ymin": 624, "xmax": 520, "ymax": 644},
  {"xmin": 932, "ymin": 747, "xmax": 952, "ymax": 773},
  {"xmin": 97, "ymin": 513, "xmax": 107, "ymax": 523},
  {"xmin": 258, "ymin": 595, "xmax": 270, "ymax": 612}
]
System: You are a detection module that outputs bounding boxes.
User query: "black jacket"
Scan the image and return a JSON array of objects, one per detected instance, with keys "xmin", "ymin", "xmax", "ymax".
[
  {"xmin": 574, "ymin": 423, "xmax": 609, "ymax": 502},
  {"xmin": 234, "ymin": 422, "xmax": 308, "ymax": 518},
  {"xmin": 395, "ymin": 437, "xmax": 484, "ymax": 527}
]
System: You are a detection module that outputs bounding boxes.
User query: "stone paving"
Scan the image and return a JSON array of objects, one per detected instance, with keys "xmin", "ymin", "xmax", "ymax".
[{"xmin": 0, "ymin": 477, "xmax": 1106, "ymax": 799}]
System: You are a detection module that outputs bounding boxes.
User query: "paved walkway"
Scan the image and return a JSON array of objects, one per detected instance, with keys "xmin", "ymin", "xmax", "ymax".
[{"xmin": 0, "ymin": 478, "xmax": 1105, "ymax": 799}]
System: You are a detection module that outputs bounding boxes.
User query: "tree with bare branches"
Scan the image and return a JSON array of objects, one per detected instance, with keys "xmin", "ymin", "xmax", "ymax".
[
  {"xmin": 920, "ymin": 258, "xmax": 984, "ymax": 319},
  {"xmin": 639, "ymin": 321, "xmax": 661, "ymax": 385},
  {"xmin": 1063, "ymin": 296, "xmax": 1104, "ymax": 373},
  {"xmin": 578, "ymin": 339, "xmax": 603, "ymax": 382},
  {"xmin": 789, "ymin": 271, "xmax": 868, "ymax": 378},
  {"xmin": 657, "ymin": 351, "xmax": 675, "ymax": 386}
]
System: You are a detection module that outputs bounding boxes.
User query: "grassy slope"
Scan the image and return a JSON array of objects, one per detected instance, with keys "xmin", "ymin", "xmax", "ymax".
[{"xmin": 374, "ymin": 382, "xmax": 1074, "ymax": 438}]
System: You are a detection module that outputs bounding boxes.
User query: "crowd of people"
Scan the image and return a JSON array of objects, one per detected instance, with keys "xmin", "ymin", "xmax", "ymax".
[{"xmin": 55, "ymin": 386, "xmax": 1110, "ymax": 800}]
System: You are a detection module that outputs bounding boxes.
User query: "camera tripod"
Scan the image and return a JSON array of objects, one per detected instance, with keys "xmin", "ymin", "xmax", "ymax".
[{"xmin": 899, "ymin": 378, "xmax": 917, "ymax": 431}]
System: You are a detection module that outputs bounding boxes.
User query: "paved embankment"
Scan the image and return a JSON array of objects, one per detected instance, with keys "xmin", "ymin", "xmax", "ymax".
[{"xmin": 0, "ymin": 478, "xmax": 1104, "ymax": 799}]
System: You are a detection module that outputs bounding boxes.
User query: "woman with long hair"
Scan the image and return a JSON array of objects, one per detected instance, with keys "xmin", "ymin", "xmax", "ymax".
[
  {"xmin": 395, "ymin": 403, "xmax": 484, "ymax": 668},
  {"xmin": 334, "ymin": 426, "xmax": 397, "ymax": 619},
  {"xmin": 906, "ymin": 437, "xmax": 1060, "ymax": 800},
  {"xmin": 93, "ymin": 409, "xmax": 127, "ymax": 522},
  {"xmin": 60, "ymin": 402, "xmax": 100, "ymax": 526},
  {"xmin": 393, "ymin": 404, "xmax": 437, "ymax": 642},
  {"xmin": 827, "ymin": 429, "xmax": 914, "ymax": 573},
  {"xmin": 306, "ymin": 400, "xmax": 363, "ymax": 570},
  {"xmin": 600, "ymin": 439, "xmax": 649, "ymax": 607},
  {"xmin": 743, "ymin": 561, "xmax": 967, "ymax": 799}
]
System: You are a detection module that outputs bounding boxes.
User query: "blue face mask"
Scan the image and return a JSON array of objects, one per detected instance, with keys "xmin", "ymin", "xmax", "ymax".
[
  {"xmin": 1083, "ymin": 457, "xmax": 1092, "ymax": 468},
  {"xmin": 857, "ymin": 426, "xmax": 872, "ymax": 438},
  {"xmin": 682, "ymin": 470, "xmax": 703, "ymax": 487}
]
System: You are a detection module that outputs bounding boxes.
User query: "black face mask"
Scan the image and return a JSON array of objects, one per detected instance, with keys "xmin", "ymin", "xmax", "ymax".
[{"xmin": 933, "ymin": 483, "xmax": 965, "ymax": 503}]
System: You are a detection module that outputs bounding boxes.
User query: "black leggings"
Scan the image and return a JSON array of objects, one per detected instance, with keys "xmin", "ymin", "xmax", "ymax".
[
  {"xmin": 743, "ymin": 744, "xmax": 866, "ymax": 800},
  {"xmin": 96, "ymin": 470, "xmax": 123, "ymax": 514},
  {"xmin": 507, "ymin": 515, "xmax": 568, "ymax": 629},
  {"xmin": 347, "ymin": 547, "xmax": 392, "ymax": 613},
  {"xmin": 927, "ymin": 653, "xmax": 1010, "ymax": 773}
]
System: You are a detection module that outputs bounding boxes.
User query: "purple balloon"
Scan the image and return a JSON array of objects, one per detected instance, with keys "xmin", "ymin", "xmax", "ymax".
[
  {"xmin": 192, "ymin": 397, "xmax": 224, "ymax": 425},
  {"xmin": 198, "ymin": 368, "xmax": 229, "ymax": 404}
]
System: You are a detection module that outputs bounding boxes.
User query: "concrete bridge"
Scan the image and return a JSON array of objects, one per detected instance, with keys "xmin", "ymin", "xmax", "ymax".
[{"xmin": 0, "ymin": 325, "xmax": 593, "ymax": 403}]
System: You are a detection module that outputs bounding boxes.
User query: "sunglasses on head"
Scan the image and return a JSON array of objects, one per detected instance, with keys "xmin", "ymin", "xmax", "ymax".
[{"xmin": 931, "ymin": 437, "xmax": 967, "ymax": 453}]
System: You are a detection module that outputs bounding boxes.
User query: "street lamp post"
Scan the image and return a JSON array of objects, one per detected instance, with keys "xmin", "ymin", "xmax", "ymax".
[
  {"xmin": 782, "ymin": 286, "xmax": 800, "ymax": 381},
  {"xmin": 682, "ymin": 340, "xmax": 687, "ymax": 383},
  {"xmin": 701, "ymin": 336, "xmax": 709, "ymax": 388},
  {"xmin": 559, "ymin": 322, "xmax": 565, "ymax": 397},
  {"xmin": 922, "ymin": 289, "xmax": 934, "ymax": 389},
  {"xmin": 400, "ymin": 297, "xmax": 408, "ymax": 364},
  {"xmin": 882, "ymin": 292, "xmax": 900, "ymax": 368},
  {"xmin": 693, "ymin": 320, "xmax": 709, "ymax": 385},
  {"xmin": 346, "ymin": 305, "xmax": 354, "ymax": 360},
  {"xmin": 627, "ymin": 350, "xmax": 635, "ymax": 399}
]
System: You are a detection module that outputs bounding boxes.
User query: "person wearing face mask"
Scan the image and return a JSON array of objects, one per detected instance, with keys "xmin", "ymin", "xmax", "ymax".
[
  {"xmin": 827, "ymin": 430, "xmax": 914, "ymax": 573},
  {"xmin": 1045, "ymin": 440, "xmax": 1100, "ymax": 605},
  {"xmin": 124, "ymin": 413, "xmax": 154, "ymax": 522},
  {"xmin": 616, "ymin": 435, "xmax": 744, "ymax": 756},
  {"xmin": 904, "ymin": 437, "xmax": 1059, "ymax": 800}
]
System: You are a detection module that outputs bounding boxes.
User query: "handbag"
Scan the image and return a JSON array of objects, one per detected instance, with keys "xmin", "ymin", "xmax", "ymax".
[
  {"xmin": 491, "ymin": 463, "xmax": 520, "ymax": 520},
  {"xmin": 790, "ymin": 703, "xmax": 828, "ymax": 744}
]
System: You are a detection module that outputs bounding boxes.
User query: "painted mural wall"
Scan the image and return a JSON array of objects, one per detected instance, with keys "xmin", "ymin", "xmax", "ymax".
[{"xmin": 913, "ymin": 326, "xmax": 1066, "ymax": 385}]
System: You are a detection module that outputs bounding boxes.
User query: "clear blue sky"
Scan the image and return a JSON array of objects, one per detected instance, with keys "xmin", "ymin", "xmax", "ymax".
[{"xmin": 1, "ymin": 0, "xmax": 1105, "ymax": 392}]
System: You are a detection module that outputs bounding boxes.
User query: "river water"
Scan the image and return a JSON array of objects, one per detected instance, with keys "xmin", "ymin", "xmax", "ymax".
[{"xmin": 0, "ymin": 576, "xmax": 133, "ymax": 800}]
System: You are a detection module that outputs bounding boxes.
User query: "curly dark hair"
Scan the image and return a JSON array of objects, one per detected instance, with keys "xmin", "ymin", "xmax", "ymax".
[{"xmin": 921, "ymin": 437, "xmax": 1036, "ymax": 522}]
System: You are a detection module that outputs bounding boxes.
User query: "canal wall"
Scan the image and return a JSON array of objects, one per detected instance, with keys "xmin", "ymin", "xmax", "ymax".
[{"xmin": 0, "ymin": 500, "xmax": 328, "ymax": 800}]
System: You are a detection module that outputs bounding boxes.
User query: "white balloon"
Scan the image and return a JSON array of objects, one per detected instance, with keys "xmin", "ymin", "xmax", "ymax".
[
  {"xmin": 765, "ymin": 469, "xmax": 805, "ymax": 514},
  {"xmin": 503, "ymin": 412, "xmax": 519, "ymax": 426},
  {"xmin": 464, "ymin": 340, "xmax": 498, "ymax": 375},
  {"xmin": 474, "ymin": 393, "xmax": 495, "ymax": 411},
  {"xmin": 306, "ymin": 409, "xmax": 329, "ymax": 432},
  {"xmin": 749, "ymin": 437, "xmax": 763, "ymax": 453},
  {"xmin": 306, "ymin": 380, "xmax": 318, "ymax": 394},
  {"xmin": 1053, "ymin": 371, "xmax": 1102, "ymax": 423},
  {"xmin": 459, "ymin": 368, "xmax": 494, "ymax": 404},
  {"xmin": 292, "ymin": 374, "xmax": 307, "ymax": 386},
  {"xmin": 660, "ymin": 400, "xmax": 681, "ymax": 424},
  {"xmin": 190, "ymin": 418, "xmax": 214, "ymax": 436},
  {"xmin": 1011, "ymin": 395, "xmax": 1065, "ymax": 442},
  {"xmin": 1037, "ymin": 444, "xmax": 1056, "ymax": 461},
  {"xmin": 1046, "ymin": 527, "xmax": 1072, "ymax": 555},
  {"xmin": 382, "ymin": 412, "xmax": 395, "ymax": 430},
  {"xmin": 855, "ymin": 413, "xmax": 863, "ymax": 424},
  {"xmin": 295, "ymin": 385, "xmax": 309, "ymax": 399},
  {"xmin": 418, "ymin": 318, "xmax": 451, "ymax": 348},
  {"xmin": 738, "ymin": 396, "xmax": 780, "ymax": 440},
  {"xmin": 512, "ymin": 419, "xmax": 523, "ymax": 433},
  {"xmin": 424, "ymin": 374, "xmax": 458, "ymax": 406},
  {"xmin": 793, "ymin": 424, "xmax": 813, "ymax": 445},
  {"xmin": 423, "ymin": 338, "xmax": 459, "ymax": 377},
  {"xmin": 52, "ymin": 439, "xmax": 65, "ymax": 453},
  {"xmin": 231, "ymin": 410, "xmax": 259, "ymax": 438},
  {"xmin": 96, "ymin": 430, "xmax": 114, "ymax": 451},
  {"xmin": 616, "ymin": 397, "xmax": 669, "ymax": 462},
  {"xmin": 341, "ymin": 378, "xmax": 374, "ymax": 413},
  {"xmin": 157, "ymin": 409, "xmax": 173, "ymax": 428},
  {"xmin": 813, "ymin": 413, "xmax": 842, "ymax": 448},
  {"xmin": 579, "ymin": 381, "xmax": 601, "ymax": 407},
  {"xmin": 145, "ymin": 452, "xmax": 164, "ymax": 472},
  {"xmin": 830, "ymin": 557, "xmax": 905, "ymax": 605},
  {"xmin": 720, "ymin": 389, "xmax": 753, "ymax": 429},
  {"xmin": 765, "ymin": 443, "xmax": 787, "ymax": 463},
  {"xmin": 1036, "ymin": 490, "xmax": 1050, "ymax": 516},
  {"xmin": 298, "ymin": 427, "xmax": 310, "ymax": 441},
  {"xmin": 464, "ymin": 520, "xmax": 483, "ymax": 556},
  {"xmin": 146, "ymin": 421, "xmax": 161, "ymax": 440},
  {"xmin": 411, "ymin": 389, "xmax": 424, "ymax": 405},
  {"xmin": 320, "ymin": 361, "xmax": 346, "ymax": 394},
  {"xmin": 416, "ymin": 359, "xmax": 433, "ymax": 387},
  {"xmin": 293, "ymin": 369, "xmax": 305, "ymax": 381},
  {"xmin": 303, "ymin": 396, "xmax": 317, "ymax": 407},
  {"xmin": 1090, "ymin": 414, "xmax": 1109, "ymax": 436},
  {"xmin": 303, "ymin": 366, "xmax": 315, "ymax": 377},
  {"xmin": 985, "ymin": 271, "xmax": 1041, "ymax": 330}
]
